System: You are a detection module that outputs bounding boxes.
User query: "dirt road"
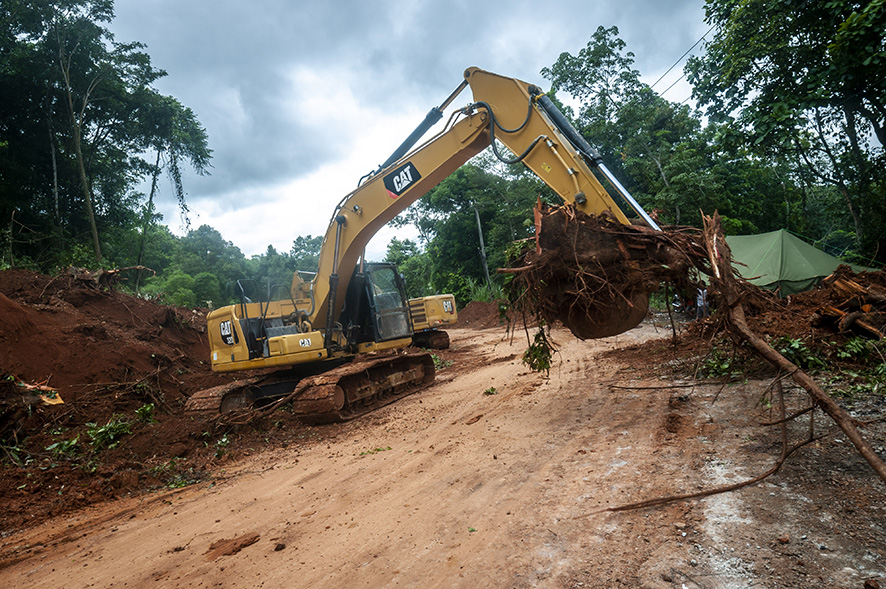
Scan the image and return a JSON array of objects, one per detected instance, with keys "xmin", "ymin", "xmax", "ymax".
[{"xmin": 1, "ymin": 323, "xmax": 884, "ymax": 587}]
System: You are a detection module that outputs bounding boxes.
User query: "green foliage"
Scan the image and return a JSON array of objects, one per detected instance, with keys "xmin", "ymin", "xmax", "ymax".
[
  {"xmin": 835, "ymin": 336, "xmax": 883, "ymax": 363},
  {"xmin": 829, "ymin": 358, "xmax": 886, "ymax": 400},
  {"xmin": 502, "ymin": 238, "xmax": 533, "ymax": 265},
  {"xmin": 214, "ymin": 435, "xmax": 230, "ymax": 458},
  {"xmin": 522, "ymin": 327, "xmax": 556, "ymax": 376},
  {"xmin": 464, "ymin": 276, "xmax": 504, "ymax": 304},
  {"xmin": 290, "ymin": 235, "xmax": 323, "ymax": 273},
  {"xmin": 700, "ymin": 345, "xmax": 745, "ymax": 379},
  {"xmin": 162, "ymin": 270, "xmax": 195, "ymax": 298},
  {"xmin": 164, "ymin": 467, "xmax": 206, "ymax": 489},
  {"xmin": 86, "ymin": 416, "xmax": 132, "ymax": 450},
  {"xmin": 687, "ymin": 0, "xmax": 886, "ymax": 260},
  {"xmin": 385, "ymin": 238, "xmax": 433, "ymax": 298},
  {"xmin": 397, "ymin": 252, "xmax": 433, "ymax": 299},
  {"xmin": 46, "ymin": 435, "xmax": 81, "ymax": 459},
  {"xmin": 433, "ymin": 272, "xmax": 473, "ymax": 309},
  {"xmin": 135, "ymin": 403, "xmax": 157, "ymax": 424},
  {"xmin": 0, "ymin": 0, "xmax": 211, "ymax": 269},
  {"xmin": 384, "ymin": 237, "xmax": 419, "ymax": 266},
  {"xmin": 390, "ymin": 162, "xmax": 538, "ymax": 305},
  {"xmin": 772, "ymin": 337, "xmax": 828, "ymax": 370},
  {"xmin": 1, "ymin": 443, "xmax": 26, "ymax": 467},
  {"xmin": 193, "ymin": 272, "xmax": 221, "ymax": 308},
  {"xmin": 483, "ymin": 386, "xmax": 498, "ymax": 395},
  {"xmin": 431, "ymin": 354, "xmax": 453, "ymax": 370},
  {"xmin": 45, "ymin": 412, "xmax": 132, "ymax": 461}
]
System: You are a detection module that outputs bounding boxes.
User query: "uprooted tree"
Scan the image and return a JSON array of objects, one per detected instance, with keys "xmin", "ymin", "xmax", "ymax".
[{"xmin": 505, "ymin": 202, "xmax": 886, "ymax": 489}]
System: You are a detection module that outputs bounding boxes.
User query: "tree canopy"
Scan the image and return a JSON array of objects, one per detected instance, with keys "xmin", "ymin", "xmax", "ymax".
[
  {"xmin": 0, "ymin": 0, "xmax": 210, "ymax": 269},
  {"xmin": 2, "ymin": 1, "xmax": 880, "ymax": 312},
  {"xmin": 686, "ymin": 0, "xmax": 885, "ymax": 255}
]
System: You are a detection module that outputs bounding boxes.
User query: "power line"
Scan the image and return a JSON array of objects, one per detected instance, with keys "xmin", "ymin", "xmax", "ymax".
[
  {"xmin": 649, "ymin": 25, "xmax": 714, "ymax": 92},
  {"xmin": 659, "ymin": 71, "xmax": 688, "ymax": 99}
]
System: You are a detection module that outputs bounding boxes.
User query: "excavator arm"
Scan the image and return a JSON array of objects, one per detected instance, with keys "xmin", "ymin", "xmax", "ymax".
[{"xmin": 307, "ymin": 66, "xmax": 658, "ymax": 333}]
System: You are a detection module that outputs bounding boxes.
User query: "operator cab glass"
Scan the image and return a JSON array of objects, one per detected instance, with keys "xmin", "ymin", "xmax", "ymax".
[
  {"xmin": 340, "ymin": 263, "xmax": 412, "ymax": 346},
  {"xmin": 366, "ymin": 265, "xmax": 412, "ymax": 341}
]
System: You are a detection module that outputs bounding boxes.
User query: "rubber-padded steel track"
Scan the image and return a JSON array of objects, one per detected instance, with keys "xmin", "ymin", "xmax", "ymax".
[
  {"xmin": 184, "ymin": 352, "xmax": 435, "ymax": 423},
  {"xmin": 412, "ymin": 330, "xmax": 450, "ymax": 349},
  {"xmin": 290, "ymin": 352, "xmax": 436, "ymax": 423}
]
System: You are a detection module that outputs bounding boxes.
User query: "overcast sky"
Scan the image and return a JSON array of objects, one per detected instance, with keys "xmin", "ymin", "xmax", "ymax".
[{"xmin": 107, "ymin": 0, "xmax": 709, "ymax": 261}]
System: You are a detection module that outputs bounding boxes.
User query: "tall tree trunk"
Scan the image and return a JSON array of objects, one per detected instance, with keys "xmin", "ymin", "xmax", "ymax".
[
  {"xmin": 69, "ymin": 99, "xmax": 102, "ymax": 264},
  {"xmin": 135, "ymin": 150, "xmax": 162, "ymax": 291},
  {"xmin": 812, "ymin": 108, "xmax": 863, "ymax": 249},
  {"xmin": 57, "ymin": 26, "xmax": 102, "ymax": 264},
  {"xmin": 44, "ymin": 89, "xmax": 60, "ymax": 224}
]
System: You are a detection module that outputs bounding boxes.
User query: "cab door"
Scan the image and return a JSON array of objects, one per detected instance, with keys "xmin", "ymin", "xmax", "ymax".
[{"xmin": 365, "ymin": 264, "xmax": 412, "ymax": 342}]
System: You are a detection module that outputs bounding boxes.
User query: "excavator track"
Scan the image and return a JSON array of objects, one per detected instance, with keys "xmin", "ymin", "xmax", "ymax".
[
  {"xmin": 184, "ymin": 352, "xmax": 435, "ymax": 423},
  {"xmin": 411, "ymin": 329, "xmax": 450, "ymax": 350}
]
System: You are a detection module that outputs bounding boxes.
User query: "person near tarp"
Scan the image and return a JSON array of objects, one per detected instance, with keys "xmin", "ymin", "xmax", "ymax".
[{"xmin": 696, "ymin": 288, "xmax": 709, "ymax": 319}]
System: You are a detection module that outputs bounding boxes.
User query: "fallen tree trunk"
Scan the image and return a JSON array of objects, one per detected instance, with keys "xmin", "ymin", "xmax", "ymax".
[
  {"xmin": 505, "ymin": 203, "xmax": 886, "ymax": 487},
  {"xmin": 702, "ymin": 213, "xmax": 886, "ymax": 485}
]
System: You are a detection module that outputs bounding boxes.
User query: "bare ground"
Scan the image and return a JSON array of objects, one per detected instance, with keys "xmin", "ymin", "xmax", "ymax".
[{"xmin": 1, "ymin": 319, "xmax": 884, "ymax": 588}]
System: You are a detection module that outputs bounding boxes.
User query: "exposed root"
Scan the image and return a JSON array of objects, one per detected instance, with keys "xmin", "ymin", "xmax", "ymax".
[
  {"xmin": 503, "ymin": 202, "xmax": 711, "ymax": 340},
  {"xmin": 508, "ymin": 204, "xmax": 886, "ymax": 497}
]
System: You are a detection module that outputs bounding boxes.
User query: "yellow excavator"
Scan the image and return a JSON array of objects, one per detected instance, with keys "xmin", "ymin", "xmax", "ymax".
[{"xmin": 185, "ymin": 67, "xmax": 660, "ymax": 421}]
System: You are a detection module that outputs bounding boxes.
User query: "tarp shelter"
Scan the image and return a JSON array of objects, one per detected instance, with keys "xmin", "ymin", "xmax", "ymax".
[{"xmin": 725, "ymin": 230, "xmax": 866, "ymax": 297}]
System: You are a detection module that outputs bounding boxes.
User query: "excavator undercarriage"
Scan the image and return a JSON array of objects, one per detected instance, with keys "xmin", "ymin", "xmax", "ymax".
[{"xmin": 185, "ymin": 351, "xmax": 435, "ymax": 423}]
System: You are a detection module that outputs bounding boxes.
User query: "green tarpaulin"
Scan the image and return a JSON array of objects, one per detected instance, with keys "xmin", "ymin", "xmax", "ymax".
[{"xmin": 725, "ymin": 230, "xmax": 866, "ymax": 297}]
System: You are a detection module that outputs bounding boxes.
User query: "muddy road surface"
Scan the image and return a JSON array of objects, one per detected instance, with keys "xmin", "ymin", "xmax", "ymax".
[{"xmin": 1, "ymin": 323, "xmax": 884, "ymax": 588}]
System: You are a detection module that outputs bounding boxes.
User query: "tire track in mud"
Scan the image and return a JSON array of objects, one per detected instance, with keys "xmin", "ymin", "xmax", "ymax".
[{"xmin": 6, "ymin": 324, "xmax": 880, "ymax": 588}]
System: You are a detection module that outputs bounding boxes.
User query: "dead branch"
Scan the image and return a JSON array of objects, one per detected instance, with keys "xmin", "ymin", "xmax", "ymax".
[
  {"xmin": 702, "ymin": 213, "xmax": 886, "ymax": 485},
  {"xmin": 584, "ymin": 435, "xmax": 823, "ymax": 515}
]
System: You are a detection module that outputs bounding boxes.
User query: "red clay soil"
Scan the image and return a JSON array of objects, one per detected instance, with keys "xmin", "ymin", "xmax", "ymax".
[
  {"xmin": 0, "ymin": 274, "xmax": 518, "ymax": 534},
  {"xmin": 0, "ymin": 269, "xmax": 259, "ymax": 531},
  {"xmin": 2, "ymin": 267, "xmax": 884, "ymax": 537},
  {"xmin": 452, "ymin": 300, "xmax": 507, "ymax": 329}
]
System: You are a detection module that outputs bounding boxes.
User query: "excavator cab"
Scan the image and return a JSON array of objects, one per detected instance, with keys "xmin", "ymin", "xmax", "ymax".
[{"xmin": 341, "ymin": 263, "xmax": 413, "ymax": 349}]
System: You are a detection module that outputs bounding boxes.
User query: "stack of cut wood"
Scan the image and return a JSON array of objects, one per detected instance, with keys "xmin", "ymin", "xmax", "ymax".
[{"xmin": 814, "ymin": 267, "xmax": 886, "ymax": 340}]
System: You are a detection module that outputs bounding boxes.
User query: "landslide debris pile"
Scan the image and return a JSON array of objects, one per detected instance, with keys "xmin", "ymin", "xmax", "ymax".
[
  {"xmin": 718, "ymin": 265, "xmax": 886, "ymax": 346},
  {"xmin": 0, "ymin": 269, "xmax": 238, "ymax": 530},
  {"xmin": 506, "ymin": 205, "xmax": 886, "ymax": 487}
]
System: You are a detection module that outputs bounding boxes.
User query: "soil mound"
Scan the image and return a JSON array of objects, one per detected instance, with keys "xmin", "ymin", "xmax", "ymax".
[
  {"xmin": 0, "ymin": 269, "xmax": 222, "ymax": 403},
  {"xmin": 454, "ymin": 301, "xmax": 505, "ymax": 329},
  {"xmin": 0, "ymin": 269, "xmax": 241, "ymax": 530}
]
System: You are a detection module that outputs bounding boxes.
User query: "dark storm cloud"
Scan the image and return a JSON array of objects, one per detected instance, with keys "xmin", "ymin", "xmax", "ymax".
[
  {"xmin": 111, "ymin": 1, "xmax": 382, "ymax": 196},
  {"xmin": 107, "ymin": 0, "xmax": 706, "ymax": 253}
]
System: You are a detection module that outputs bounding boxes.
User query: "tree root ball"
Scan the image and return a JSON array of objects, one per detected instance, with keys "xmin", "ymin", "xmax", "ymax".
[
  {"xmin": 561, "ymin": 290, "xmax": 649, "ymax": 339},
  {"xmin": 503, "ymin": 203, "xmax": 709, "ymax": 339}
]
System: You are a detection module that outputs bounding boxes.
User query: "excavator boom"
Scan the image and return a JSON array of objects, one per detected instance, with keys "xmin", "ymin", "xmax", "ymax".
[{"xmin": 308, "ymin": 67, "xmax": 658, "ymax": 331}]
